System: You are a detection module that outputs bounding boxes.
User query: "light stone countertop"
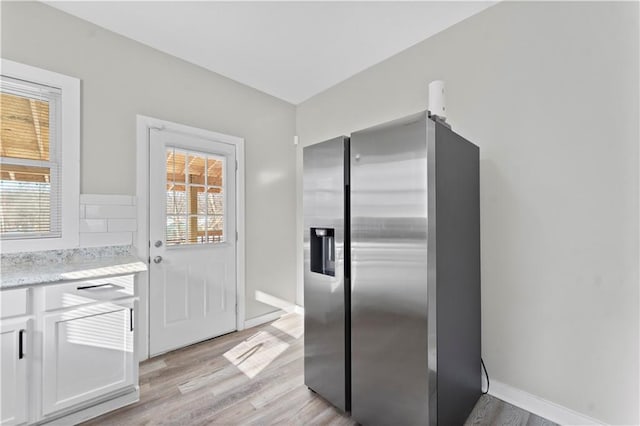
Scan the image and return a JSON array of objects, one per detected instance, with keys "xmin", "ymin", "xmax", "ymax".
[{"xmin": 1, "ymin": 246, "xmax": 147, "ymax": 289}]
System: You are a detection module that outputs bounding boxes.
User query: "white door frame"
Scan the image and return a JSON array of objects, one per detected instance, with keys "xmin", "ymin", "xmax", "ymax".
[{"xmin": 136, "ymin": 115, "xmax": 246, "ymax": 361}]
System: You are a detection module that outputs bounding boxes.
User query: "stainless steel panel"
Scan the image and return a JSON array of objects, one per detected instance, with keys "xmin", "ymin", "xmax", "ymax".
[
  {"xmin": 427, "ymin": 118, "xmax": 437, "ymax": 426},
  {"xmin": 303, "ymin": 136, "xmax": 348, "ymax": 412},
  {"xmin": 350, "ymin": 113, "xmax": 434, "ymax": 425},
  {"xmin": 433, "ymin": 120, "xmax": 481, "ymax": 424}
]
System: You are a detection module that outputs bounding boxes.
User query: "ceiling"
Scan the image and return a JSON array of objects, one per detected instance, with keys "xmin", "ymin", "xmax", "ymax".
[{"xmin": 46, "ymin": 1, "xmax": 495, "ymax": 104}]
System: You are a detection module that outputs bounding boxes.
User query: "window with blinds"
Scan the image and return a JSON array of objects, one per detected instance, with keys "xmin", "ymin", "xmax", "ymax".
[{"xmin": 0, "ymin": 76, "xmax": 62, "ymax": 239}]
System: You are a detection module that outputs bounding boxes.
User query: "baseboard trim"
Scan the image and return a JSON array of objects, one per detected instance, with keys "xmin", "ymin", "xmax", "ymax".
[
  {"xmin": 488, "ymin": 379, "xmax": 607, "ymax": 425},
  {"xmin": 243, "ymin": 305, "xmax": 304, "ymax": 330},
  {"xmin": 243, "ymin": 310, "xmax": 286, "ymax": 329}
]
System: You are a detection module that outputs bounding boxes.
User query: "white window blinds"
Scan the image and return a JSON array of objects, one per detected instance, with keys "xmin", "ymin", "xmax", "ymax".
[{"xmin": 0, "ymin": 76, "xmax": 62, "ymax": 239}]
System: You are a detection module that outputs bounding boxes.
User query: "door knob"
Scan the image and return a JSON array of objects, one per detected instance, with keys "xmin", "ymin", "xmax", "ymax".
[
  {"xmin": 154, "ymin": 240, "xmax": 163, "ymax": 248},
  {"xmin": 153, "ymin": 256, "xmax": 163, "ymax": 264}
]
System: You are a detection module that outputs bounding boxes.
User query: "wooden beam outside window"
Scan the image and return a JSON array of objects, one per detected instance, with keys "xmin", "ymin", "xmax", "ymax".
[{"xmin": 29, "ymin": 99, "xmax": 45, "ymax": 160}]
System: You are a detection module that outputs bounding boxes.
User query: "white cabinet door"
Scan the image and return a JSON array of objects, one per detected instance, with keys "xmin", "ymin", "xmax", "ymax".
[
  {"xmin": 42, "ymin": 300, "xmax": 135, "ymax": 416},
  {"xmin": 0, "ymin": 318, "xmax": 29, "ymax": 426}
]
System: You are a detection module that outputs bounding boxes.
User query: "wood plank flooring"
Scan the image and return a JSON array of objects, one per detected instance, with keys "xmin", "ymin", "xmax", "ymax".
[{"xmin": 83, "ymin": 313, "xmax": 555, "ymax": 426}]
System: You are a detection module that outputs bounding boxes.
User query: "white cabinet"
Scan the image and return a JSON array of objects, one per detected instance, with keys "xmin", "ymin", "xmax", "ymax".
[
  {"xmin": 1, "ymin": 317, "xmax": 29, "ymax": 426},
  {"xmin": 41, "ymin": 299, "xmax": 136, "ymax": 416},
  {"xmin": 0, "ymin": 274, "xmax": 139, "ymax": 425}
]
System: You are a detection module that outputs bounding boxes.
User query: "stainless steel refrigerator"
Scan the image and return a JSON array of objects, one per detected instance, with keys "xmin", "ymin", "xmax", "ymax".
[{"xmin": 303, "ymin": 111, "xmax": 480, "ymax": 425}]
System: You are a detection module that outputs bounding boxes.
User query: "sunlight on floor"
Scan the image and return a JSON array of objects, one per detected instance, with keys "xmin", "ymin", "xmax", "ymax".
[
  {"xmin": 223, "ymin": 330, "xmax": 289, "ymax": 378},
  {"xmin": 271, "ymin": 314, "xmax": 304, "ymax": 339}
]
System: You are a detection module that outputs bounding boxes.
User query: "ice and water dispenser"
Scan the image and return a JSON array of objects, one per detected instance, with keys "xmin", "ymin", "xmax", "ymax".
[{"xmin": 310, "ymin": 227, "xmax": 335, "ymax": 276}]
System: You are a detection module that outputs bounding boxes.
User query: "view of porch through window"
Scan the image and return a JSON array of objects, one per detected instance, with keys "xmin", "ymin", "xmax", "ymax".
[
  {"xmin": 0, "ymin": 90, "xmax": 56, "ymax": 238},
  {"xmin": 165, "ymin": 147, "xmax": 224, "ymax": 246}
]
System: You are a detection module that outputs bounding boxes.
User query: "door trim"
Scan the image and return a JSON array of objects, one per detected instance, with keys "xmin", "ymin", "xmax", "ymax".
[{"xmin": 136, "ymin": 115, "xmax": 246, "ymax": 361}]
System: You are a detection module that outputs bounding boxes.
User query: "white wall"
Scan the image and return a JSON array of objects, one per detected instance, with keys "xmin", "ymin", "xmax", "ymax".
[
  {"xmin": 296, "ymin": 2, "xmax": 639, "ymax": 424},
  {"xmin": 1, "ymin": 1, "xmax": 298, "ymax": 321}
]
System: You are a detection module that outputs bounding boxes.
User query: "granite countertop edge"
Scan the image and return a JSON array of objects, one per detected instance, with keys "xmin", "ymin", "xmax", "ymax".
[{"xmin": 1, "ymin": 254, "xmax": 148, "ymax": 290}]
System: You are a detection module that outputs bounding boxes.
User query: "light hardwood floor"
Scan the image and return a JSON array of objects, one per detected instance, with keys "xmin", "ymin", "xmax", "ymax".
[{"xmin": 83, "ymin": 313, "xmax": 555, "ymax": 425}]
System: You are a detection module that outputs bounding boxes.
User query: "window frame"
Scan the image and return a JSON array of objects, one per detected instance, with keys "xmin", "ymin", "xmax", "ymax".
[{"xmin": 0, "ymin": 59, "xmax": 80, "ymax": 253}]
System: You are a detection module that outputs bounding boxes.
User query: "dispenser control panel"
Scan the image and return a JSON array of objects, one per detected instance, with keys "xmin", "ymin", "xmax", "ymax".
[{"xmin": 310, "ymin": 227, "xmax": 335, "ymax": 276}]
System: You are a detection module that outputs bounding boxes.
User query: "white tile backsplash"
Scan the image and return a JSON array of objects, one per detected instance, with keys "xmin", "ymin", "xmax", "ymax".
[
  {"xmin": 107, "ymin": 218, "xmax": 137, "ymax": 232},
  {"xmin": 80, "ymin": 194, "xmax": 135, "ymax": 206},
  {"xmin": 79, "ymin": 194, "xmax": 137, "ymax": 248},
  {"xmin": 79, "ymin": 232, "xmax": 133, "ymax": 248},
  {"xmin": 79, "ymin": 219, "xmax": 108, "ymax": 233},
  {"xmin": 85, "ymin": 204, "xmax": 137, "ymax": 219}
]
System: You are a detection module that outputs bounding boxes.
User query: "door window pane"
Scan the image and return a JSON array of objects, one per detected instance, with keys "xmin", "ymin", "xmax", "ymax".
[
  {"xmin": 196, "ymin": 187, "xmax": 208, "ymax": 215},
  {"xmin": 166, "ymin": 150, "xmax": 186, "ymax": 184},
  {"xmin": 187, "ymin": 154, "xmax": 205, "ymax": 185},
  {"xmin": 207, "ymin": 215, "xmax": 224, "ymax": 243},
  {"xmin": 166, "ymin": 183, "xmax": 186, "ymax": 215},
  {"xmin": 207, "ymin": 158, "xmax": 223, "ymax": 187},
  {"xmin": 206, "ymin": 187, "xmax": 223, "ymax": 215},
  {"xmin": 186, "ymin": 215, "xmax": 207, "ymax": 243},
  {"xmin": 165, "ymin": 148, "xmax": 225, "ymax": 246},
  {"xmin": 166, "ymin": 215, "xmax": 186, "ymax": 246}
]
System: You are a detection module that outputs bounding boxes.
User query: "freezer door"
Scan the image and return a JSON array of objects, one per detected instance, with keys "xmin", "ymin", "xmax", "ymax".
[
  {"xmin": 303, "ymin": 136, "xmax": 349, "ymax": 412},
  {"xmin": 350, "ymin": 113, "xmax": 434, "ymax": 425}
]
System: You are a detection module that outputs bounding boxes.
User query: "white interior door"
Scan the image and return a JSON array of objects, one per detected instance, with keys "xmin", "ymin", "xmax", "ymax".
[{"xmin": 149, "ymin": 129, "xmax": 237, "ymax": 356}]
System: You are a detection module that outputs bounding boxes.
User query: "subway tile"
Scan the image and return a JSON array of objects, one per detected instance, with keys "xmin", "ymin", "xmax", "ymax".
[
  {"xmin": 85, "ymin": 204, "xmax": 137, "ymax": 219},
  {"xmin": 108, "ymin": 218, "xmax": 137, "ymax": 232},
  {"xmin": 80, "ymin": 194, "xmax": 135, "ymax": 206},
  {"xmin": 79, "ymin": 232, "xmax": 132, "ymax": 248},
  {"xmin": 79, "ymin": 219, "xmax": 108, "ymax": 233}
]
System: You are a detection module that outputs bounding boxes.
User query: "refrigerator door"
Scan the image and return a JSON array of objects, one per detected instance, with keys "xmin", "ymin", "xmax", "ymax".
[
  {"xmin": 303, "ymin": 136, "xmax": 349, "ymax": 412},
  {"xmin": 350, "ymin": 113, "xmax": 434, "ymax": 425}
]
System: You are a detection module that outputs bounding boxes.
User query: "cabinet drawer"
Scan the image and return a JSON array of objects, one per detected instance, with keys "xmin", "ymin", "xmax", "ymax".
[
  {"xmin": 44, "ymin": 275, "xmax": 135, "ymax": 311},
  {"xmin": 0, "ymin": 288, "xmax": 29, "ymax": 319}
]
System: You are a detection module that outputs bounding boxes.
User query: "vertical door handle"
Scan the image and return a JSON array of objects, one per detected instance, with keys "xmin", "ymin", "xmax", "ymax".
[
  {"xmin": 130, "ymin": 308, "xmax": 134, "ymax": 332},
  {"xmin": 18, "ymin": 329, "xmax": 25, "ymax": 359}
]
